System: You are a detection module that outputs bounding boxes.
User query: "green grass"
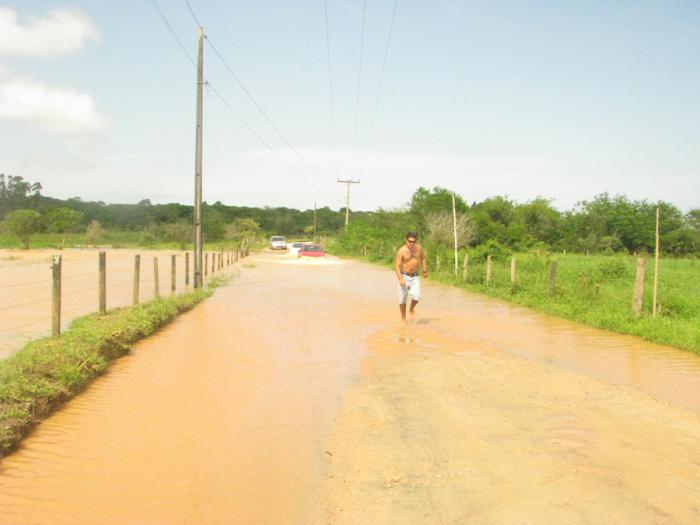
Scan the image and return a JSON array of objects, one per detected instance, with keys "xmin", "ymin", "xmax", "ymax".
[
  {"xmin": 329, "ymin": 240, "xmax": 700, "ymax": 355},
  {"xmin": 0, "ymin": 276, "xmax": 228, "ymax": 458}
]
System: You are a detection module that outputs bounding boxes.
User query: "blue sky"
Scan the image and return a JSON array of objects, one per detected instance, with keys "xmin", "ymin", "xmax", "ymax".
[{"xmin": 0, "ymin": 1, "xmax": 698, "ymax": 211}]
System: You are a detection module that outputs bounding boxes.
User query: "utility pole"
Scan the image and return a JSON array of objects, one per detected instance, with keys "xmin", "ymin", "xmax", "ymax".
[
  {"xmin": 193, "ymin": 27, "xmax": 204, "ymax": 288},
  {"xmin": 313, "ymin": 201, "xmax": 317, "ymax": 239},
  {"xmin": 337, "ymin": 179, "xmax": 360, "ymax": 226}
]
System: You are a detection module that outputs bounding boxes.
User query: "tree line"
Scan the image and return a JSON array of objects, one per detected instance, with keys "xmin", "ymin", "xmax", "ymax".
[{"xmin": 1, "ymin": 174, "xmax": 698, "ymax": 255}]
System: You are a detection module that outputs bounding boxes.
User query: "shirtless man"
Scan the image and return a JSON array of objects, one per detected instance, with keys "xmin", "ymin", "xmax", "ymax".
[{"xmin": 395, "ymin": 231, "xmax": 428, "ymax": 321}]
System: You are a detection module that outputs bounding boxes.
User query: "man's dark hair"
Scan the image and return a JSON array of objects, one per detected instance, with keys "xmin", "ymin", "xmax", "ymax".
[{"xmin": 406, "ymin": 231, "xmax": 418, "ymax": 240}]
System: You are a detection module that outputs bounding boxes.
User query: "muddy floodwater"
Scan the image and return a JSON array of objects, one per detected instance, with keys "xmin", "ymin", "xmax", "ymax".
[{"xmin": 1, "ymin": 252, "xmax": 699, "ymax": 524}]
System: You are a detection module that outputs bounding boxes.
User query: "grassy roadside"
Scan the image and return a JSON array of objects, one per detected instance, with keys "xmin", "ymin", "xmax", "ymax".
[
  {"xmin": 328, "ymin": 244, "xmax": 700, "ymax": 356},
  {"xmin": 0, "ymin": 277, "xmax": 227, "ymax": 458}
]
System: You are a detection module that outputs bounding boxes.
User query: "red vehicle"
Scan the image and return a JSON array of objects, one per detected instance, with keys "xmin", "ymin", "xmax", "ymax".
[{"xmin": 298, "ymin": 243, "xmax": 325, "ymax": 257}]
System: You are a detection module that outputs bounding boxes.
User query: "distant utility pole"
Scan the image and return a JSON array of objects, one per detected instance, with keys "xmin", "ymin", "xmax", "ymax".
[
  {"xmin": 313, "ymin": 201, "xmax": 317, "ymax": 239},
  {"xmin": 193, "ymin": 27, "xmax": 204, "ymax": 288},
  {"xmin": 337, "ymin": 179, "xmax": 360, "ymax": 226}
]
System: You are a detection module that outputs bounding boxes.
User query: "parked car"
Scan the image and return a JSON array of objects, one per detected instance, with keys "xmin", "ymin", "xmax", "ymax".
[
  {"xmin": 298, "ymin": 243, "xmax": 325, "ymax": 258},
  {"xmin": 288, "ymin": 241, "xmax": 309, "ymax": 257},
  {"xmin": 269, "ymin": 236, "xmax": 287, "ymax": 250}
]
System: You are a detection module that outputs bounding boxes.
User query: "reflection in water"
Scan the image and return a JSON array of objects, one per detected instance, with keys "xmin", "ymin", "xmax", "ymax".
[{"xmin": 0, "ymin": 255, "xmax": 699, "ymax": 524}]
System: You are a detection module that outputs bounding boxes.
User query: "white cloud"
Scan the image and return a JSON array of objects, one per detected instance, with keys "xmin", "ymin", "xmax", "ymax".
[
  {"xmin": 0, "ymin": 73, "xmax": 105, "ymax": 135},
  {"xmin": 0, "ymin": 6, "xmax": 98, "ymax": 58}
]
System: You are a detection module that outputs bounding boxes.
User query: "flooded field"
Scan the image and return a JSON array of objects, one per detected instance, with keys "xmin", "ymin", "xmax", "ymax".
[
  {"xmin": 0, "ymin": 248, "xmax": 224, "ymax": 358},
  {"xmin": 1, "ymin": 252, "xmax": 699, "ymax": 523}
]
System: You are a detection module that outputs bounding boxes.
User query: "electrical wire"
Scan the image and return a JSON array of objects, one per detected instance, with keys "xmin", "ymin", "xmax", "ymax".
[
  {"xmin": 323, "ymin": 0, "xmax": 339, "ymax": 178},
  {"xmin": 352, "ymin": 0, "xmax": 368, "ymax": 177},
  {"xmin": 205, "ymin": 38, "xmax": 343, "ymax": 197},
  {"xmin": 148, "ymin": 0, "xmax": 344, "ymax": 205},
  {"xmin": 360, "ymin": 0, "xmax": 399, "ymax": 177}
]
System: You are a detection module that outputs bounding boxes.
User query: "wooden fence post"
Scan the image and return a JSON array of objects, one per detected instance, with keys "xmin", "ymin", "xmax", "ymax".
[
  {"xmin": 171, "ymin": 255, "xmax": 176, "ymax": 295},
  {"xmin": 510, "ymin": 256, "xmax": 517, "ymax": 289},
  {"xmin": 632, "ymin": 257, "xmax": 646, "ymax": 316},
  {"xmin": 153, "ymin": 257, "xmax": 160, "ymax": 298},
  {"xmin": 436, "ymin": 255, "xmax": 441, "ymax": 273},
  {"xmin": 486, "ymin": 255, "xmax": 493, "ymax": 286},
  {"xmin": 212, "ymin": 252, "xmax": 216, "ymax": 274},
  {"xmin": 462, "ymin": 253, "xmax": 469, "ymax": 281},
  {"xmin": 133, "ymin": 254, "xmax": 140, "ymax": 305},
  {"xmin": 204, "ymin": 253, "xmax": 208, "ymax": 277},
  {"xmin": 363, "ymin": 245, "xmax": 367, "ymax": 257},
  {"xmin": 51, "ymin": 254, "xmax": 61, "ymax": 337},
  {"xmin": 185, "ymin": 252, "xmax": 190, "ymax": 287},
  {"xmin": 653, "ymin": 206, "xmax": 660, "ymax": 317},
  {"xmin": 98, "ymin": 250, "xmax": 106, "ymax": 315},
  {"xmin": 548, "ymin": 260, "xmax": 558, "ymax": 295}
]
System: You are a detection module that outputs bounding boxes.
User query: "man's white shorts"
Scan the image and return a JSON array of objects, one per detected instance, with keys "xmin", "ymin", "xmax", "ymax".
[{"xmin": 398, "ymin": 273, "xmax": 421, "ymax": 304}]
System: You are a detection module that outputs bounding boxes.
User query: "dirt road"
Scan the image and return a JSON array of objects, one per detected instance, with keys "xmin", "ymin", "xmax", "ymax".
[{"xmin": 1, "ymin": 252, "xmax": 699, "ymax": 524}]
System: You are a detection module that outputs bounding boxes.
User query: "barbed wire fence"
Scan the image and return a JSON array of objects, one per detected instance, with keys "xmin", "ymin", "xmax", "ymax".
[{"xmin": 0, "ymin": 246, "xmax": 250, "ymax": 357}]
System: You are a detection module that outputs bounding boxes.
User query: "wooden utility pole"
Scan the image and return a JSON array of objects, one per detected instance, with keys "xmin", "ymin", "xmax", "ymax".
[
  {"xmin": 337, "ymin": 179, "xmax": 360, "ymax": 226},
  {"xmin": 313, "ymin": 201, "xmax": 317, "ymax": 239},
  {"xmin": 653, "ymin": 206, "xmax": 660, "ymax": 317},
  {"xmin": 193, "ymin": 26, "xmax": 204, "ymax": 289},
  {"xmin": 452, "ymin": 193, "xmax": 458, "ymax": 276}
]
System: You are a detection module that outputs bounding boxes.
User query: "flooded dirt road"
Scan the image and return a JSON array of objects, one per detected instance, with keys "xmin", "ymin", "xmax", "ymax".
[{"xmin": 1, "ymin": 252, "xmax": 699, "ymax": 524}]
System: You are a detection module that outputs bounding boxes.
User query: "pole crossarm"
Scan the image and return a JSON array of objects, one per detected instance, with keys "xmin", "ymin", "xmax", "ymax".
[{"xmin": 337, "ymin": 179, "xmax": 360, "ymax": 226}]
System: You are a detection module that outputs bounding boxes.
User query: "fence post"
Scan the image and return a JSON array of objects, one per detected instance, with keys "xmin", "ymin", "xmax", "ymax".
[
  {"xmin": 462, "ymin": 253, "xmax": 469, "ymax": 281},
  {"xmin": 171, "ymin": 255, "xmax": 176, "ymax": 295},
  {"xmin": 486, "ymin": 255, "xmax": 493, "ymax": 286},
  {"xmin": 632, "ymin": 257, "xmax": 646, "ymax": 316},
  {"xmin": 548, "ymin": 260, "xmax": 558, "ymax": 295},
  {"xmin": 204, "ymin": 253, "xmax": 208, "ymax": 277},
  {"xmin": 133, "ymin": 254, "xmax": 140, "ymax": 305},
  {"xmin": 235, "ymin": 250, "xmax": 239, "ymax": 262},
  {"xmin": 436, "ymin": 255, "xmax": 441, "ymax": 273},
  {"xmin": 153, "ymin": 257, "xmax": 160, "ymax": 298},
  {"xmin": 363, "ymin": 245, "xmax": 367, "ymax": 257},
  {"xmin": 510, "ymin": 256, "xmax": 517, "ymax": 289},
  {"xmin": 185, "ymin": 252, "xmax": 190, "ymax": 287},
  {"xmin": 98, "ymin": 250, "xmax": 106, "ymax": 315},
  {"xmin": 212, "ymin": 252, "xmax": 216, "ymax": 274},
  {"xmin": 653, "ymin": 206, "xmax": 660, "ymax": 317},
  {"xmin": 51, "ymin": 254, "xmax": 61, "ymax": 337}
]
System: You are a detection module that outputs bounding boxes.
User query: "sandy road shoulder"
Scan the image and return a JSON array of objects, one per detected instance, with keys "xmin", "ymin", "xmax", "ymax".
[{"xmin": 311, "ymin": 325, "xmax": 700, "ymax": 525}]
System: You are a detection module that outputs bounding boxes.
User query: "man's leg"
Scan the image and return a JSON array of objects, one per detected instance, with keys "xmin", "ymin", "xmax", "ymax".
[
  {"xmin": 409, "ymin": 299, "xmax": 419, "ymax": 319},
  {"xmin": 398, "ymin": 281, "xmax": 408, "ymax": 321}
]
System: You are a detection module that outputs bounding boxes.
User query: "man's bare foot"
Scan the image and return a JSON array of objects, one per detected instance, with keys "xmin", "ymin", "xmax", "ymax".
[{"xmin": 409, "ymin": 310, "xmax": 416, "ymax": 321}]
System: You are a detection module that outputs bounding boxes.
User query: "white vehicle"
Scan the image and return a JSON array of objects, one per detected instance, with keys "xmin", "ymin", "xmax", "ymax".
[{"xmin": 269, "ymin": 236, "xmax": 287, "ymax": 250}]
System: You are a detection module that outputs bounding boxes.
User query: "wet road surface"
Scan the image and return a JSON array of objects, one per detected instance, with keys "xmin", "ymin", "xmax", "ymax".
[{"xmin": 1, "ymin": 252, "xmax": 699, "ymax": 524}]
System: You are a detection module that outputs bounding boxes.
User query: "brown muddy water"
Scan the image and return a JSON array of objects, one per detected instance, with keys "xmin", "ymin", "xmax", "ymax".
[{"xmin": 1, "ymin": 252, "xmax": 699, "ymax": 523}]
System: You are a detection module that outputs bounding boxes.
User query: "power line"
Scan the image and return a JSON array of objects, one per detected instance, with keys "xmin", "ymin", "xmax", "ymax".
[
  {"xmin": 182, "ymin": 0, "xmax": 202, "ymax": 27},
  {"xmin": 360, "ymin": 0, "xmax": 399, "ymax": 177},
  {"xmin": 352, "ymin": 0, "xmax": 368, "ymax": 178},
  {"xmin": 182, "ymin": 1, "xmax": 343, "ymax": 198},
  {"xmin": 323, "ymin": 0, "xmax": 339, "ymax": 178},
  {"xmin": 148, "ymin": 0, "xmax": 195, "ymax": 67},
  {"xmin": 147, "ymin": 0, "xmax": 343, "ymax": 204}
]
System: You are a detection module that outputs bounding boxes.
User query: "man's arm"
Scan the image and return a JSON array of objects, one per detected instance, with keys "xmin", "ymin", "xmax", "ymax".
[
  {"xmin": 420, "ymin": 246, "xmax": 429, "ymax": 277},
  {"xmin": 395, "ymin": 247, "xmax": 406, "ymax": 286}
]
